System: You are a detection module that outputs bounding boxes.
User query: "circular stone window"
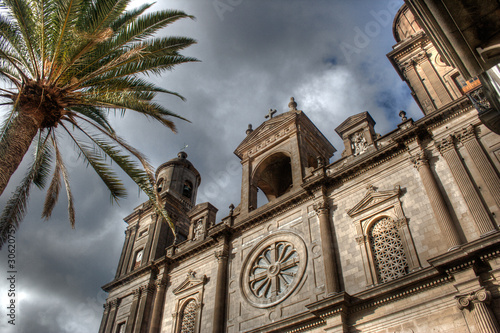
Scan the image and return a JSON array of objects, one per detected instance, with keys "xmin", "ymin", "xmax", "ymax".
[{"xmin": 240, "ymin": 231, "xmax": 307, "ymax": 308}]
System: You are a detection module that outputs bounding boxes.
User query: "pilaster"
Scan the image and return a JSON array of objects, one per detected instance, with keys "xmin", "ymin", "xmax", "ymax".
[
  {"xmin": 313, "ymin": 192, "xmax": 340, "ymax": 294},
  {"xmin": 410, "ymin": 151, "xmax": 461, "ymax": 249},
  {"xmin": 456, "ymin": 288, "xmax": 500, "ymax": 333},
  {"xmin": 437, "ymin": 136, "xmax": 496, "ymax": 236},
  {"xmin": 98, "ymin": 302, "xmax": 111, "ymax": 333},
  {"xmin": 121, "ymin": 224, "xmax": 139, "ymax": 275},
  {"xmin": 458, "ymin": 125, "xmax": 500, "ymax": 209},
  {"xmin": 133, "ymin": 283, "xmax": 155, "ymax": 333},
  {"xmin": 125, "ymin": 289, "xmax": 141, "ymax": 333},
  {"xmin": 213, "ymin": 239, "xmax": 230, "ymax": 333},
  {"xmin": 116, "ymin": 229, "xmax": 132, "ymax": 279},
  {"xmin": 148, "ymin": 272, "xmax": 168, "ymax": 333},
  {"xmin": 104, "ymin": 298, "xmax": 120, "ymax": 333}
]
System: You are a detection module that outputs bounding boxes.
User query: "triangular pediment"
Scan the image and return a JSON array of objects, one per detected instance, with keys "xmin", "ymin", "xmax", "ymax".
[
  {"xmin": 234, "ymin": 110, "xmax": 300, "ymax": 158},
  {"xmin": 347, "ymin": 185, "xmax": 401, "ymax": 217},
  {"xmin": 173, "ymin": 271, "xmax": 206, "ymax": 295},
  {"xmin": 335, "ymin": 111, "xmax": 375, "ymax": 137}
]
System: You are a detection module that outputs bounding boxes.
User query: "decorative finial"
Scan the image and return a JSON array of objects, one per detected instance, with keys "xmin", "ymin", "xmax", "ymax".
[
  {"xmin": 229, "ymin": 204, "xmax": 234, "ymax": 215},
  {"xmin": 399, "ymin": 110, "xmax": 407, "ymax": 122},
  {"xmin": 246, "ymin": 124, "xmax": 253, "ymax": 135},
  {"xmin": 265, "ymin": 109, "xmax": 277, "ymax": 120},
  {"xmin": 288, "ymin": 97, "xmax": 297, "ymax": 111},
  {"xmin": 178, "ymin": 151, "xmax": 188, "ymax": 159}
]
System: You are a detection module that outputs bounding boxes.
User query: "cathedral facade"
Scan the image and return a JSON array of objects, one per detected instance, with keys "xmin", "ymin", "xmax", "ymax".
[{"xmin": 99, "ymin": 4, "xmax": 500, "ymax": 333}]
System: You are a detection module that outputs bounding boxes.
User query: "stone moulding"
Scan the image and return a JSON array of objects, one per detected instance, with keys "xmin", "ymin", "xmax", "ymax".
[{"xmin": 240, "ymin": 230, "xmax": 308, "ymax": 309}]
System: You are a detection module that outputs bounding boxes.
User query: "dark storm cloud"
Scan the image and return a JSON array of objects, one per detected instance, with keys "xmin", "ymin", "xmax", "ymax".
[{"xmin": 0, "ymin": 1, "xmax": 416, "ymax": 332}]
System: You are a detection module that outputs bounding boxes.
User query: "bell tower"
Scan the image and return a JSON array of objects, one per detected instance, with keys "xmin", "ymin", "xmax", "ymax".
[
  {"xmin": 234, "ymin": 98, "xmax": 336, "ymax": 215},
  {"xmin": 155, "ymin": 151, "xmax": 201, "ymax": 208}
]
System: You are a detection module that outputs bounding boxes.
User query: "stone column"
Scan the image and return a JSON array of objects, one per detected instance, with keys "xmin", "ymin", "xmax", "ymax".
[
  {"xmin": 456, "ymin": 288, "xmax": 500, "ymax": 333},
  {"xmin": 104, "ymin": 299, "xmax": 120, "ymax": 333},
  {"xmin": 213, "ymin": 240, "xmax": 229, "ymax": 333},
  {"xmin": 142, "ymin": 215, "xmax": 157, "ymax": 265},
  {"xmin": 438, "ymin": 136, "xmax": 496, "ymax": 236},
  {"xmin": 98, "ymin": 302, "xmax": 110, "ymax": 333},
  {"xmin": 148, "ymin": 273, "xmax": 168, "ymax": 333},
  {"xmin": 459, "ymin": 125, "xmax": 500, "ymax": 208},
  {"xmin": 411, "ymin": 151, "xmax": 461, "ymax": 249},
  {"xmin": 314, "ymin": 196, "xmax": 340, "ymax": 294},
  {"xmin": 116, "ymin": 229, "xmax": 132, "ymax": 278},
  {"xmin": 125, "ymin": 289, "xmax": 140, "ymax": 333},
  {"xmin": 133, "ymin": 284, "xmax": 155, "ymax": 333}
]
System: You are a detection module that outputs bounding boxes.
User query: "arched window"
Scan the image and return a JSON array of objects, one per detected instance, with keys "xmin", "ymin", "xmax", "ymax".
[
  {"xmin": 179, "ymin": 299, "xmax": 198, "ymax": 333},
  {"xmin": 369, "ymin": 217, "xmax": 409, "ymax": 283},
  {"xmin": 182, "ymin": 181, "xmax": 193, "ymax": 199},
  {"xmin": 157, "ymin": 178, "xmax": 164, "ymax": 193},
  {"xmin": 133, "ymin": 249, "xmax": 144, "ymax": 270}
]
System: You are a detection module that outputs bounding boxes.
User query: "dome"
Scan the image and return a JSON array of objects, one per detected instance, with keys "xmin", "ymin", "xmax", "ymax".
[
  {"xmin": 155, "ymin": 151, "xmax": 200, "ymax": 181},
  {"xmin": 393, "ymin": 4, "xmax": 423, "ymax": 43}
]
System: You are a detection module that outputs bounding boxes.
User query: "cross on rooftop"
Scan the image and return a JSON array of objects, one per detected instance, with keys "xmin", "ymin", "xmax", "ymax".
[{"xmin": 265, "ymin": 109, "xmax": 277, "ymax": 119}]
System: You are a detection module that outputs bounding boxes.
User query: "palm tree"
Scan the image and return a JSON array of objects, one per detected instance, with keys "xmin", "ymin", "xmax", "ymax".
[{"xmin": 0, "ymin": 0, "xmax": 198, "ymax": 247}]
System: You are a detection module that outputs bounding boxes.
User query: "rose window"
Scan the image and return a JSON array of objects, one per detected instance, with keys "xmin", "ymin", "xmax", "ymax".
[
  {"xmin": 369, "ymin": 217, "xmax": 408, "ymax": 283},
  {"xmin": 250, "ymin": 242, "xmax": 299, "ymax": 299},
  {"xmin": 241, "ymin": 232, "xmax": 307, "ymax": 308}
]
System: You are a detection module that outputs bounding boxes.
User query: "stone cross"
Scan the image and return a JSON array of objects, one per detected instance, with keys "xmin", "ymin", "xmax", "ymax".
[{"xmin": 265, "ymin": 109, "xmax": 277, "ymax": 119}]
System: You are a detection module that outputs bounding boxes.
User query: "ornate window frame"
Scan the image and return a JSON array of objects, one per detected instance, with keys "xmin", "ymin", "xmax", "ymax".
[
  {"xmin": 171, "ymin": 271, "xmax": 206, "ymax": 333},
  {"xmin": 347, "ymin": 185, "xmax": 420, "ymax": 286},
  {"xmin": 240, "ymin": 231, "xmax": 308, "ymax": 308}
]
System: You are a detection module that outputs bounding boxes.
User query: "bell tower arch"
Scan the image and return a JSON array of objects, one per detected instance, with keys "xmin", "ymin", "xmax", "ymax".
[{"xmin": 234, "ymin": 98, "xmax": 336, "ymax": 215}]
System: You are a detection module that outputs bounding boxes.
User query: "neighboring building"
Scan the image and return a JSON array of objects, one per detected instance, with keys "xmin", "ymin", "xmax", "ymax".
[
  {"xmin": 100, "ymin": 4, "xmax": 500, "ymax": 333},
  {"xmin": 402, "ymin": 0, "xmax": 500, "ymax": 133}
]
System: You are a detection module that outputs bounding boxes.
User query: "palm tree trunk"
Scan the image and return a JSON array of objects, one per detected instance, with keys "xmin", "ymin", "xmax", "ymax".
[{"xmin": 0, "ymin": 111, "xmax": 41, "ymax": 196}]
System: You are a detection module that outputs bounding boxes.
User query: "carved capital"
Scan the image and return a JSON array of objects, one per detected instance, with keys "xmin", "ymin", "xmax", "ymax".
[
  {"xmin": 107, "ymin": 298, "xmax": 120, "ymax": 308},
  {"xmin": 399, "ymin": 59, "xmax": 414, "ymax": 71},
  {"xmin": 133, "ymin": 288, "xmax": 141, "ymax": 298},
  {"xmin": 456, "ymin": 288, "xmax": 491, "ymax": 310},
  {"xmin": 412, "ymin": 51, "xmax": 428, "ymax": 63},
  {"xmin": 355, "ymin": 235, "xmax": 367, "ymax": 245},
  {"xmin": 457, "ymin": 125, "xmax": 476, "ymax": 143},
  {"xmin": 437, "ymin": 135, "xmax": 456, "ymax": 154},
  {"xmin": 139, "ymin": 283, "xmax": 155, "ymax": 296},
  {"xmin": 313, "ymin": 200, "xmax": 329, "ymax": 215},
  {"xmin": 215, "ymin": 248, "xmax": 229, "ymax": 262},
  {"xmin": 394, "ymin": 218, "xmax": 407, "ymax": 229},
  {"xmin": 410, "ymin": 151, "xmax": 428, "ymax": 170}
]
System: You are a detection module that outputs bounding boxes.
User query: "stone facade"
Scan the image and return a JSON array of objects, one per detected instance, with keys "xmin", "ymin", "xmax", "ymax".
[{"xmin": 100, "ymin": 4, "xmax": 500, "ymax": 333}]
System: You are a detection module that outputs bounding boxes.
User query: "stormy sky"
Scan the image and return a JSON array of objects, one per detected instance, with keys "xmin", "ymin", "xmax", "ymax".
[{"xmin": 0, "ymin": 0, "xmax": 422, "ymax": 332}]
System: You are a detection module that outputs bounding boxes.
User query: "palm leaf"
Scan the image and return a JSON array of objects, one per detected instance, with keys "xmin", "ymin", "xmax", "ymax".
[{"xmin": 0, "ymin": 133, "xmax": 52, "ymax": 248}]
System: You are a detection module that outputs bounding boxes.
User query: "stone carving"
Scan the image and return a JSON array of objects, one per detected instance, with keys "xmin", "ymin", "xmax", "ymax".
[
  {"xmin": 410, "ymin": 151, "xmax": 428, "ymax": 170},
  {"xmin": 369, "ymin": 217, "xmax": 408, "ymax": 283},
  {"xmin": 241, "ymin": 232, "xmax": 307, "ymax": 308},
  {"xmin": 288, "ymin": 97, "xmax": 298, "ymax": 111},
  {"xmin": 437, "ymin": 135, "xmax": 456, "ymax": 154},
  {"xmin": 456, "ymin": 288, "xmax": 491, "ymax": 310},
  {"xmin": 192, "ymin": 219, "xmax": 204, "ymax": 241},
  {"xmin": 351, "ymin": 131, "xmax": 367, "ymax": 156},
  {"xmin": 249, "ymin": 241, "xmax": 299, "ymax": 299}
]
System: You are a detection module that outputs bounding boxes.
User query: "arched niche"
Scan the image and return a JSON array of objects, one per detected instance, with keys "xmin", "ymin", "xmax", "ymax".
[{"xmin": 252, "ymin": 152, "xmax": 293, "ymax": 204}]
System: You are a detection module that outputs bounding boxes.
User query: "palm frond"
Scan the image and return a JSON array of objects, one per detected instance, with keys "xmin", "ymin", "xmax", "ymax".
[
  {"xmin": 44, "ymin": 133, "xmax": 75, "ymax": 226},
  {"xmin": 41, "ymin": 133, "xmax": 62, "ymax": 219},
  {"xmin": 0, "ymin": 133, "xmax": 51, "ymax": 248},
  {"xmin": 1, "ymin": 0, "xmax": 39, "ymax": 78},
  {"xmin": 32, "ymin": 130, "xmax": 53, "ymax": 189},
  {"xmin": 60, "ymin": 122, "xmax": 127, "ymax": 202}
]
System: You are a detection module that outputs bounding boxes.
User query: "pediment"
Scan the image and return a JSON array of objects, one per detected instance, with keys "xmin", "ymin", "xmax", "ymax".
[
  {"xmin": 347, "ymin": 185, "xmax": 401, "ymax": 217},
  {"xmin": 173, "ymin": 271, "xmax": 206, "ymax": 295},
  {"xmin": 335, "ymin": 111, "xmax": 375, "ymax": 137},
  {"xmin": 234, "ymin": 111, "xmax": 299, "ymax": 158}
]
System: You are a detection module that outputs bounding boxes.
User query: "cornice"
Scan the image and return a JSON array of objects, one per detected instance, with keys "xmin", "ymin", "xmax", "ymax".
[{"xmin": 102, "ymin": 262, "xmax": 157, "ymax": 292}]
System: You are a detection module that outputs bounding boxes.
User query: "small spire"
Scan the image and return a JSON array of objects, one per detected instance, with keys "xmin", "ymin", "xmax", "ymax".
[
  {"xmin": 399, "ymin": 110, "xmax": 407, "ymax": 122},
  {"xmin": 288, "ymin": 97, "xmax": 297, "ymax": 111},
  {"xmin": 178, "ymin": 151, "xmax": 188, "ymax": 159},
  {"xmin": 246, "ymin": 124, "xmax": 253, "ymax": 135}
]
